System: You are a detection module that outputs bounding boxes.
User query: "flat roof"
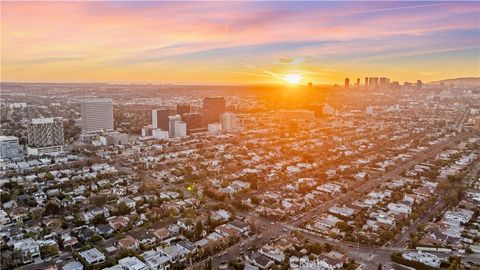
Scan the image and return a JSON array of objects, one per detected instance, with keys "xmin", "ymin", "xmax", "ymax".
[{"xmin": 0, "ymin": 135, "xmax": 18, "ymax": 141}]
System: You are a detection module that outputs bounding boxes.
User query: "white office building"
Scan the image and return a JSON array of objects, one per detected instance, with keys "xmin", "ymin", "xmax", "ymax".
[
  {"xmin": 220, "ymin": 112, "xmax": 238, "ymax": 130},
  {"xmin": 152, "ymin": 129, "xmax": 170, "ymax": 140},
  {"xmin": 27, "ymin": 117, "xmax": 64, "ymax": 156},
  {"xmin": 168, "ymin": 115, "xmax": 187, "ymax": 138},
  {"xmin": 0, "ymin": 136, "xmax": 20, "ymax": 159},
  {"xmin": 208, "ymin": 122, "xmax": 222, "ymax": 134},
  {"xmin": 81, "ymin": 99, "xmax": 114, "ymax": 134}
]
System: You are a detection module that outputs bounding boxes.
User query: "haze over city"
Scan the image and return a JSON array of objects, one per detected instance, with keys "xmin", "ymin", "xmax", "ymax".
[{"xmin": 1, "ymin": 1, "xmax": 480, "ymax": 270}]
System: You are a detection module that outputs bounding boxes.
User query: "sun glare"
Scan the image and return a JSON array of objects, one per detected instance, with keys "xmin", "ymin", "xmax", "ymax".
[{"xmin": 283, "ymin": 74, "xmax": 302, "ymax": 85}]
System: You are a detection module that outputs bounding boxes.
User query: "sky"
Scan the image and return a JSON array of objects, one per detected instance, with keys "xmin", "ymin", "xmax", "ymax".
[{"xmin": 1, "ymin": 1, "xmax": 479, "ymax": 85}]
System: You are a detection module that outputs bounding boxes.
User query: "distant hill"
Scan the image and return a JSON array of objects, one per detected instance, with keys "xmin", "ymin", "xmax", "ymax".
[{"xmin": 428, "ymin": 77, "xmax": 480, "ymax": 86}]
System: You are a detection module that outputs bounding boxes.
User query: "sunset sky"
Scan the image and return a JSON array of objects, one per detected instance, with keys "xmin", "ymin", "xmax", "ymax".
[{"xmin": 1, "ymin": 1, "xmax": 479, "ymax": 84}]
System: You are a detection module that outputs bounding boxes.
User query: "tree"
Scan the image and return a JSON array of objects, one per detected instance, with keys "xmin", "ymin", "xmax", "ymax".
[
  {"xmin": 377, "ymin": 263, "xmax": 383, "ymax": 270},
  {"xmin": 117, "ymin": 202, "xmax": 131, "ymax": 215},
  {"xmin": 92, "ymin": 214, "xmax": 107, "ymax": 225},
  {"xmin": 45, "ymin": 172, "xmax": 54, "ymax": 180},
  {"xmin": 40, "ymin": 244, "xmax": 59, "ymax": 258},
  {"xmin": 335, "ymin": 221, "xmax": 350, "ymax": 232},
  {"xmin": 44, "ymin": 201, "xmax": 61, "ymax": 216},
  {"xmin": 195, "ymin": 221, "xmax": 203, "ymax": 237},
  {"xmin": 1, "ymin": 249, "xmax": 23, "ymax": 269},
  {"xmin": 90, "ymin": 195, "xmax": 107, "ymax": 207}
]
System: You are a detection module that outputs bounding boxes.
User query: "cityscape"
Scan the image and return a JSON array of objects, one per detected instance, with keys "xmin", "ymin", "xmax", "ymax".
[{"xmin": 1, "ymin": 1, "xmax": 480, "ymax": 270}]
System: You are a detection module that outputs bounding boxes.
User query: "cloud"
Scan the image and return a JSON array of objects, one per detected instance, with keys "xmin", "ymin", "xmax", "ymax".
[{"xmin": 275, "ymin": 57, "xmax": 304, "ymax": 65}]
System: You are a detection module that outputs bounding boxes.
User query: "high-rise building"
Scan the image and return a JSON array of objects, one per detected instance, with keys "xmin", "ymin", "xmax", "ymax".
[
  {"xmin": 81, "ymin": 99, "xmax": 114, "ymax": 133},
  {"xmin": 176, "ymin": 104, "xmax": 191, "ymax": 115},
  {"xmin": 344, "ymin": 78, "xmax": 350, "ymax": 88},
  {"xmin": 0, "ymin": 136, "xmax": 20, "ymax": 159},
  {"xmin": 356, "ymin": 78, "xmax": 360, "ymax": 87},
  {"xmin": 416, "ymin": 80, "xmax": 423, "ymax": 89},
  {"xmin": 152, "ymin": 109, "xmax": 170, "ymax": 131},
  {"xmin": 27, "ymin": 117, "xmax": 64, "ymax": 155},
  {"xmin": 182, "ymin": 113, "xmax": 204, "ymax": 134},
  {"xmin": 168, "ymin": 115, "xmax": 187, "ymax": 138},
  {"xmin": 203, "ymin": 97, "xmax": 225, "ymax": 126},
  {"xmin": 365, "ymin": 77, "xmax": 369, "ymax": 89},
  {"xmin": 379, "ymin": 77, "xmax": 387, "ymax": 90},
  {"xmin": 367, "ymin": 77, "xmax": 379, "ymax": 89},
  {"xmin": 373, "ymin": 77, "xmax": 379, "ymax": 88},
  {"xmin": 220, "ymin": 112, "xmax": 238, "ymax": 130}
]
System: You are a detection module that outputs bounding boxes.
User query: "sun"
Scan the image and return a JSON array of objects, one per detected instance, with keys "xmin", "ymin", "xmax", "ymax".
[{"xmin": 283, "ymin": 73, "xmax": 302, "ymax": 85}]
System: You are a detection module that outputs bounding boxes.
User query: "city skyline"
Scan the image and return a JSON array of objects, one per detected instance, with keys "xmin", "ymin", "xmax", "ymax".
[{"xmin": 2, "ymin": 1, "xmax": 479, "ymax": 85}]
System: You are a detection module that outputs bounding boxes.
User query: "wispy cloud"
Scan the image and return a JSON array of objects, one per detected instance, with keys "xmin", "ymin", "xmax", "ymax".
[{"xmin": 1, "ymin": 1, "xmax": 479, "ymax": 83}]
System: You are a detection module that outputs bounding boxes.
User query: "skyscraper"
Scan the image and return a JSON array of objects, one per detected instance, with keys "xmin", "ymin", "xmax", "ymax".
[
  {"xmin": 152, "ymin": 109, "xmax": 170, "ymax": 130},
  {"xmin": 365, "ymin": 77, "xmax": 368, "ymax": 89},
  {"xmin": 379, "ymin": 77, "xmax": 387, "ymax": 90},
  {"xmin": 368, "ymin": 77, "xmax": 379, "ymax": 89},
  {"xmin": 416, "ymin": 80, "xmax": 423, "ymax": 89},
  {"xmin": 220, "ymin": 112, "xmax": 238, "ymax": 131},
  {"xmin": 176, "ymin": 104, "xmax": 191, "ymax": 115},
  {"xmin": 81, "ymin": 99, "xmax": 114, "ymax": 133},
  {"xmin": 356, "ymin": 78, "xmax": 360, "ymax": 88},
  {"xmin": 344, "ymin": 78, "xmax": 350, "ymax": 88},
  {"xmin": 0, "ymin": 136, "xmax": 20, "ymax": 159},
  {"xmin": 168, "ymin": 115, "xmax": 187, "ymax": 138},
  {"xmin": 203, "ymin": 97, "xmax": 225, "ymax": 126},
  {"xmin": 27, "ymin": 117, "xmax": 64, "ymax": 155},
  {"xmin": 182, "ymin": 113, "xmax": 204, "ymax": 134}
]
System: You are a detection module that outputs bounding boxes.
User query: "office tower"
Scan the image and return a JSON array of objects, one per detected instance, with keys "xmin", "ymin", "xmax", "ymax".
[
  {"xmin": 368, "ymin": 77, "xmax": 374, "ymax": 88},
  {"xmin": 203, "ymin": 97, "xmax": 225, "ymax": 126},
  {"xmin": 27, "ymin": 117, "xmax": 64, "ymax": 155},
  {"xmin": 365, "ymin": 77, "xmax": 368, "ymax": 89},
  {"xmin": 416, "ymin": 80, "xmax": 423, "ymax": 89},
  {"xmin": 152, "ymin": 129, "xmax": 169, "ymax": 140},
  {"xmin": 176, "ymin": 104, "xmax": 191, "ymax": 115},
  {"xmin": 344, "ymin": 78, "xmax": 350, "ymax": 88},
  {"xmin": 168, "ymin": 115, "xmax": 187, "ymax": 138},
  {"xmin": 141, "ymin": 126, "xmax": 153, "ymax": 137},
  {"xmin": 379, "ymin": 77, "xmax": 387, "ymax": 90},
  {"xmin": 182, "ymin": 113, "xmax": 204, "ymax": 134},
  {"xmin": 220, "ymin": 112, "xmax": 238, "ymax": 130},
  {"xmin": 373, "ymin": 77, "xmax": 379, "ymax": 89},
  {"xmin": 0, "ymin": 136, "xmax": 20, "ymax": 159},
  {"xmin": 152, "ymin": 109, "xmax": 170, "ymax": 130},
  {"xmin": 356, "ymin": 78, "xmax": 360, "ymax": 87},
  {"xmin": 81, "ymin": 99, "xmax": 114, "ymax": 133},
  {"xmin": 368, "ymin": 77, "xmax": 379, "ymax": 89}
]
